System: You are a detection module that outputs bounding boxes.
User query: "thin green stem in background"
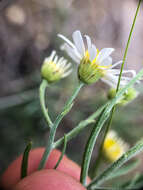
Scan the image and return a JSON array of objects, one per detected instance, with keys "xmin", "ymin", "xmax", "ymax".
[
  {"xmin": 38, "ymin": 81, "xmax": 84, "ymax": 170},
  {"xmin": 54, "ymin": 134, "xmax": 67, "ymax": 169},
  {"xmin": 116, "ymin": 0, "xmax": 142, "ymax": 92},
  {"xmin": 92, "ymin": 0, "xmax": 142, "ymax": 178},
  {"xmin": 39, "ymin": 79, "xmax": 53, "ymax": 127},
  {"xmin": 87, "ymin": 139, "xmax": 143, "ymax": 189},
  {"xmin": 21, "ymin": 141, "xmax": 32, "ymax": 179}
]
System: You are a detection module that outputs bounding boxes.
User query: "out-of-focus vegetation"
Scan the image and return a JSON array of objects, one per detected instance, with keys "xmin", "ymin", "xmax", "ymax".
[{"xmin": 0, "ymin": 0, "xmax": 143, "ymax": 186}]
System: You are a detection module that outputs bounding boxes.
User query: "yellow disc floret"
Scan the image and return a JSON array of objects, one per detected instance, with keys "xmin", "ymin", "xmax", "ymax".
[
  {"xmin": 103, "ymin": 130, "xmax": 129, "ymax": 162},
  {"xmin": 78, "ymin": 50, "xmax": 107, "ymax": 84}
]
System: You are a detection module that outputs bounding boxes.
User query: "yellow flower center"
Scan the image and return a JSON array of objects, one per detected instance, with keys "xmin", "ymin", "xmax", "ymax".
[
  {"xmin": 78, "ymin": 48, "xmax": 112, "ymax": 84},
  {"xmin": 84, "ymin": 50, "xmax": 111, "ymax": 69}
]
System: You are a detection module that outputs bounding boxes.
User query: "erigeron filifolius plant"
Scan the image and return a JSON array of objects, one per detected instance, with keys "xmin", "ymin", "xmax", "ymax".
[{"xmin": 20, "ymin": 1, "xmax": 143, "ymax": 190}]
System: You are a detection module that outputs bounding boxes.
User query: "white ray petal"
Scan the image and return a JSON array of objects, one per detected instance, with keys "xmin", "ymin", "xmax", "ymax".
[
  {"xmin": 72, "ymin": 30, "xmax": 85, "ymax": 56},
  {"xmin": 120, "ymin": 76, "xmax": 132, "ymax": 80},
  {"xmin": 89, "ymin": 44, "xmax": 97, "ymax": 61},
  {"xmin": 53, "ymin": 55, "xmax": 58, "ymax": 63},
  {"xmin": 58, "ymin": 34, "xmax": 76, "ymax": 49},
  {"xmin": 49, "ymin": 50, "xmax": 56, "ymax": 61},
  {"xmin": 109, "ymin": 69, "xmax": 136, "ymax": 77},
  {"xmin": 60, "ymin": 60, "xmax": 67, "ymax": 68},
  {"xmin": 62, "ymin": 69, "xmax": 73, "ymax": 78},
  {"xmin": 85, "ymin": 35, "xmax": 92, "ymax": 49},
  {"xmin": 110, "ymin": 61, "xmax": 122, "ymax": 69},
  {"xmin": 63, "ymin": 63, "xmax": 72, "ymax": 71},
  {"xmin": 100, "ymin": 56, "xmax": 112, "ymax": 66},
  {"xmin": 102, "ymin": 73, "xmax": 119, "ymax": 87},
  {"xmin": 57, "ymin": 57, "xmax": 65, "ymax": 65},
  {"xmin": 124, "ymin": 70, "xmax": 136, "ymax": 77},
  {"xmin": 97, "ymin": 48, "xmax": 114, "ymax": 63},
  {"xmin": 61, "ymin": 43, "xmax": 81, "ymax": 63}
]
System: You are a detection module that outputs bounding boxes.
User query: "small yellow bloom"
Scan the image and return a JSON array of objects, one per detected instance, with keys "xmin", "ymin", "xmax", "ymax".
[{"xmin": 103, "ymin": 130, "xmax": 129, "ymax": 162}]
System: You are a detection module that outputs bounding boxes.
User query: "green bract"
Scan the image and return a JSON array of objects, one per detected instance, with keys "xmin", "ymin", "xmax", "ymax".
[
  {"xmin": 41, "ymin": 60, "xmax": 62, "ymax": 83},
  {"xmin": 78, "ymin": 57, "xmax": 104, "ymax": 84}
]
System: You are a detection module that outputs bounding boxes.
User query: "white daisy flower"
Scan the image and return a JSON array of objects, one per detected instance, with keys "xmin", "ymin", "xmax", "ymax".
[
  {"xmin": 58, "ymin": 30, "xmax": 136, "ymax": 85},
  {"xmin": 41, "ymin": 50, "xmax": 72, "ymax": 83},
  {"xmin": 103, "ymin": 130, "xmax": 129, "ymax": 162}
]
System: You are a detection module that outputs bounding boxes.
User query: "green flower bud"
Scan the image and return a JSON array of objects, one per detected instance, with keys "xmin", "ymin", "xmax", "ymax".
[
  {"xmin": 108, "ymin": 87, "xmax": 138, "ymax": 106},
  {"xmin": 41, "ymin": 51, "xmax": 72, "ymax": 83}
]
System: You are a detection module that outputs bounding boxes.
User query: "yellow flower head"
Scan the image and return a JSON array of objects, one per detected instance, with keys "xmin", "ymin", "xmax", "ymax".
[
  {"xmin": 41, "ymin": 51, "xmax": 72, "ymax": 83},
  {"xmin": 103, "ymin": 130, "xmax": 129, "ymax": 162}
]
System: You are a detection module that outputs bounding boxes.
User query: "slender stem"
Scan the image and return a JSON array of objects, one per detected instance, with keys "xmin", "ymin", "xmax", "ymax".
[
  {"xmin": 92, "ymin": 0, "xmax": 142, "ymax": 177},
  {"xmin": 39, "ymin": 80, "xmax": 53, "ymax": 127},
  {"xmin": 54, "ymin": 134, "xmax": 67, "ymax": 169},
  {"xmin": 87, "ymin": 139, "xmax": 143, "ymax": 189},
  {"xmin": 21, "ymin": 141, "xmax": 32, "ymax": 179},
  {"xmin": 53, "ymin": 103, "xmax": 108, "ymax": 149},
  {"xmin": 116, "ymin": 0, "xmax": 142, "ymax": 92},
  {"xmin": 38, "ymin": 81, "xmax": 84, "ymax": 170}
]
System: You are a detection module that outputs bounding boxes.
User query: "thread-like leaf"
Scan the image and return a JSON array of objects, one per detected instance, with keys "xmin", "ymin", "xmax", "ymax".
[
  {"xmin": 21, "ymin": 141, "xmax": 32, "ymax": 179},
  {"xmin": 54, "ymin": 134, "xmax": 67, "ymax": 169}
]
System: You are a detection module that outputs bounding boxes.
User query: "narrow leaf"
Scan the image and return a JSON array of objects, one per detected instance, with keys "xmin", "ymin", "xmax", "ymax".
[
  {"xmin": 54, "ymin": 134, "xmax": 67, "ymax": 169},
  {"xmin": 21, "ymin": 141, "xmax": 32, "ymax": 179}
]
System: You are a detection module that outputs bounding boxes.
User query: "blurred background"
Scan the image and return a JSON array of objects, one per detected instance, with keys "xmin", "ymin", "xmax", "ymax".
[{"xmin": 0, "ymin": 0, "xmax": 143, "ymax": 187}]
